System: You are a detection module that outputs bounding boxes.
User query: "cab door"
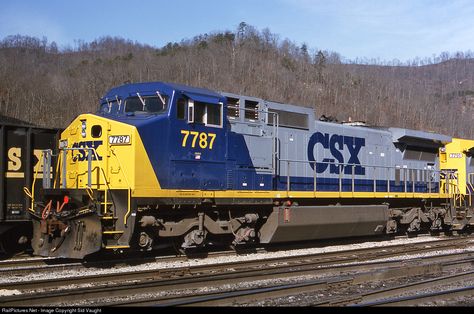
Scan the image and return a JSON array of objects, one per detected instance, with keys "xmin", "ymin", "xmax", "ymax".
[{"xmin": 170, "ymin": 93, "xmax": 227, "ymax": 190}]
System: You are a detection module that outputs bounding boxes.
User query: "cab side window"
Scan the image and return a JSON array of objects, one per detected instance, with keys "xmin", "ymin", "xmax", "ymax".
[
  {"xmin": 194, "ymin": 102, "xmax": 205, "ymax": 124},
  {"xmin": 177, "ymin": 98, "xmax": 186, "ymax": 120},
  {"xmin": 187, "ymin": 100, "xmax": 223, "ymax": 128}
]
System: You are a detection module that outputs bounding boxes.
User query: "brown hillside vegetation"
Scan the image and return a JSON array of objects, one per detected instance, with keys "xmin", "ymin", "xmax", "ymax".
[{"xmin": 0, "ymin": 23, "xmax": 474, "ymax": 138}]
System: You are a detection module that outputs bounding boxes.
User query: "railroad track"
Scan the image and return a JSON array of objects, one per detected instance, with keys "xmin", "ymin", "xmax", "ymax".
[
  {"xmin": 347, "ymin": 268, "xmax": 474, "ymax": 306},
  {"xmin": 0, "ymin": 235, "xmax": 467, "ymax": 276},
  {"xmin": 357, "ymin": 285, "xmax": 474, "ymax": 306},
  {"xmin": 0, "ymin": 256, "xmax": 58, "ymax": 270},
  {"xmin": 1, "ymin": 236, "xmax": 474, "ymax": 306},
  {"xmin": 341, "ymin": 257, "xmax": 474, "ymax": 306},
  {"xmin": 0, "ymin": 250, "xmax": 239, "ymax": 277},
  {"xmin": 109, "ymin": 252, "xmax": 474, "ymax": 306}
]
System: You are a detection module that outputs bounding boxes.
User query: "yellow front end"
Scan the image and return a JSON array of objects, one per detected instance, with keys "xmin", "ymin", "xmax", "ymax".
[
  {"xmin": 440, "ymin": 138, "xmax": 474, "ymax": 196},
  {"xmin": 60, "ymin": 113, "xmax": 160, "ymax": 193},
  {"xmin": 31, "ymin": 113, "xmax": 161, "ymax": 258}
]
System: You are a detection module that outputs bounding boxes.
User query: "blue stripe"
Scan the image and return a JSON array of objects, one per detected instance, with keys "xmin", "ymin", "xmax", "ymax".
[
  {"xmin": 279, "ymin": 177, "xmax": 441, "ymax": 193},
  {"xmin": 236, "ymin": 173, "xmax": 439, "ymax": 193}
]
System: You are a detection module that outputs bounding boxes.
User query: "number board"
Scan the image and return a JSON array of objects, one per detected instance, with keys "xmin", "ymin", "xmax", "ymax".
[{"xmin": 109, "ymin": 135, "xmax": 131, "ymax": 145}]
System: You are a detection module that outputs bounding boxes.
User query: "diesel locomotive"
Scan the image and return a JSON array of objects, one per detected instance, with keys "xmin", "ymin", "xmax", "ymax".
[{"xmin": 26, "ymin": 81, "xmax": 474, "ymax": 259}]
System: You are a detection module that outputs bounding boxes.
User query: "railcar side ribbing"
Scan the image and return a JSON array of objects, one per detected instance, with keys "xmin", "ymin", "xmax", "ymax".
[{"xmin": 0, "ymin": 121, "xmax": 60, "ymax": 254}]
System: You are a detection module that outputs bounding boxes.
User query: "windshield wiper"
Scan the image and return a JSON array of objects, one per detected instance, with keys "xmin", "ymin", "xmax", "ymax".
[
  {"xmin": 136, "ymin": 92, "xmax": 146, "ymax": 111},
  {"xmin": 156, "ymin": 91, "xmax": 166, "ymax": 105}
]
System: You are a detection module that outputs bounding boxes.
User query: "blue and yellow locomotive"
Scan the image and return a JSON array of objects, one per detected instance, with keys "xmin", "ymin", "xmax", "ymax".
[{"xmin": 28, "ymin": 82, "xmax": 474, "ymax": 258}]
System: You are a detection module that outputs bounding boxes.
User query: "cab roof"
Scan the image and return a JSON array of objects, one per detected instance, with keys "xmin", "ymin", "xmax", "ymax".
[{"xmin": 101, "ymin": 81, "xmax": 225, "ymax": 102}]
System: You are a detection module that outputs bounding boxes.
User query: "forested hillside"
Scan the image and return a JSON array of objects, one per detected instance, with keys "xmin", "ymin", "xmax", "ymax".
[{"xmin": 1, "ymin": 23, "xmax": 474, "ymax": 138}]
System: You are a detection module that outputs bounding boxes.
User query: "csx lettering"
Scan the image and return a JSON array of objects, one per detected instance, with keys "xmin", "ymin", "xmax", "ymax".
[
  {"xmin": 72, "ymin": 141, "xmax": 103, "ymax": 161},
  {"xmin": 307, "ymin": 132, "xmax": 365, "ymax": 175},
  {"xmin": 180, "ymin": 130, "xmax": 216, "ymax": 149}
]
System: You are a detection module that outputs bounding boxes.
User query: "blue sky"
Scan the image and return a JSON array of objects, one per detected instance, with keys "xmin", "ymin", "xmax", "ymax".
[{"xmin": 1, "ymin": 0, "xmax": 473, "ymax": 62}]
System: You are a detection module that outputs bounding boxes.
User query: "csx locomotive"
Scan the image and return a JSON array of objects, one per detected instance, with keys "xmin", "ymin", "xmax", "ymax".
[{"xmin": 27, "ymin": 81, "xmax": 474, "ymax": 259}]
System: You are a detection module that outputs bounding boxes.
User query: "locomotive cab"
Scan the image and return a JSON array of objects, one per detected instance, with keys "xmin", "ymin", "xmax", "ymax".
[{"xmin": 29, "ymin": 82, "xmax": 231, "ymax": 258}]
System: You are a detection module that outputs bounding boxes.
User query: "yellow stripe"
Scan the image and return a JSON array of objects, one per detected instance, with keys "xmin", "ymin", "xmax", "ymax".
[
  {"xmin": 131, "ymin": 188, "xmax": 450, "ymax": 200},
  {"xmin": 6, "ymin": 172, "xmax": 24, "ymax": 178}
]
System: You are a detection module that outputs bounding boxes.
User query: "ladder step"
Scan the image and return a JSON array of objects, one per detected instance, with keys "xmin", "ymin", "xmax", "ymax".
[
  {"xmin": 101, "ymin": 216, "xmax": 118, "ymax": 220},
  {"xmin": 105, "ymin": 245, "xmax": 130, "ymax": 250},
  {"xmin": 102, "ymin": 230, "xmax": 124, "ymax": 235},
  {"xmin": 101, "ymin": 202, "xmax": 113, "ymax": 205}
]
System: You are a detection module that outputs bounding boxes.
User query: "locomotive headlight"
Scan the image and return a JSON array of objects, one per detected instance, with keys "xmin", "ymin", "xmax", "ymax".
[{"xmin": 81, "ymin": 120, "xmax": 87, "ymax": 138}]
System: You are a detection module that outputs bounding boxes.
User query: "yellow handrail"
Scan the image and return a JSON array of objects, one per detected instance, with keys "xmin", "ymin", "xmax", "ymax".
[
  {"xmin": 23, "ymin": 150, "xmax": 44, "ymax": 212},
  {"xmin": 90, "ymin": 147, "xmax": 112, "ymax": 216},
  {"xmin": 110, "ymin": 148, "xmax": 132, "ymax": 226},
  {"xmin": 53, "ymin": 150, "xmax": 61, "ymax": 189}
]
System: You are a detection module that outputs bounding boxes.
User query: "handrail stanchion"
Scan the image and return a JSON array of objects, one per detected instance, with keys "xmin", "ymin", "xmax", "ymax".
[
  {"xmin": 287, "ymin": 160, "xmax": 290, "ymax": 192},
  {"xmin": 351, "ymin": 164, "xmax": 355, "ymax": 196},
  {"xmin": 429, "ymin": 170, "xmax": 432, "ymax": 194},
  {"xmin": 339, "ymin": 164, "xmax": 342, "ymax": 196},
  {"xmin": 313, "ymin": 161, "xmax": 316, "ymax": 192},
  {"xmin": 43, "ymin": 150, "xmax": 51, "ymax": 189},
  {"xmin": 373, "ymin": 166, "xmax": 376, "ymax": 196},
  {"xmin": 61, "ymin": 149, "xmax": 67, "ymax": 188},
  {"xmin": 404, "ymin": 168, "xmax": 407, "ymax": 195},
  {"xmin": 387, "ymin": 167, "xmax": 390, "ymax": 195}
]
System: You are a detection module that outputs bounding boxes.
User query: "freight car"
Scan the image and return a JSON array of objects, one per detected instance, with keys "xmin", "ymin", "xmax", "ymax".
[
  {"xmin": 27, "ymin": 82, "xmax": 474, "ymax": 259},
  {"xmin": 0, "ymin": 117, "xmax": 60, "ymax": 254}
]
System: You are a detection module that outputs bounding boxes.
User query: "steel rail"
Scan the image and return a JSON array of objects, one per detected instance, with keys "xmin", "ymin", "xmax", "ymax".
[
  {"xmin": 351, "ymin": 274, "xmax": 474, "ymax": 306},
  {"xmin": 2, "ymin": 236, "xmax": 473, "ymax": 289},
  {"xmin": 1, "ymin": 236, "xmax": 471, "ymax": 278},
  {"xmin": 111, "ymin": 255, "xmax": 474, "ymax": 306},
  {"xmin": 0, "ymin": 256, "xmax": 58, "ymax": 269},
  {"xmin": 1, "ymin": 246, "xmax": 474, "ymax": 306}
]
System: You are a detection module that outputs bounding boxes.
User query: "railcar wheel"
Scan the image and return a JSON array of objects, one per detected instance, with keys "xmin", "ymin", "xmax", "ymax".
[
  {"xmin": 406, "ymin": 232, "xmax": 419, "ymax": 238},
  {"xmin": 0, "ymin": 228, "xmax": 30, "ymax": 256},
  {"xmin": 0, "ymin": 238, "xmax": 6, "ymax": 256},
  {"xmin": 429, "ymin": 230, "xmax": 441, "ymax": 236}
]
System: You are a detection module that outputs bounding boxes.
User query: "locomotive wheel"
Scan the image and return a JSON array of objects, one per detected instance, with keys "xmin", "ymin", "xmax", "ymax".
[{"xmin": 172, "ymin": 238, "xmax": 186, "ymax": 255}]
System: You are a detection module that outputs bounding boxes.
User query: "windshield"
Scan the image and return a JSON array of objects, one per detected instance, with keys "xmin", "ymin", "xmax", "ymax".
[
  {"xmin": 99, "ymin": 99, "xmax": 122, "ymax": 115},
  {"xmin": 125, "ymin": 94, "xmax": 168, "ymax": 115}
]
